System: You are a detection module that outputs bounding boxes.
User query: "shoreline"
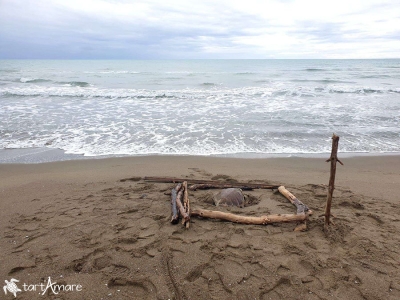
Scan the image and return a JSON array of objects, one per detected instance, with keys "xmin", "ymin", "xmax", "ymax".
[
  {"xmin": 1, "ymin": 154, "xmax": 399, "ymax": 299},
  {"xmin": 1, "ymin": 147, "xmax": 400, "ymax": 164}
]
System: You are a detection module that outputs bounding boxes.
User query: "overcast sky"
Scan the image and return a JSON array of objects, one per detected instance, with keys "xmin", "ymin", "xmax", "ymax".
[{"xmin": 0, "ymin": 0, "xmax": 399, "ymax": 59}]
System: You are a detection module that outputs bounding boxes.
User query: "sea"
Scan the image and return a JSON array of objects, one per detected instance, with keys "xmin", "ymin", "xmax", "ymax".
[{"xmin": 0, "ymin": 59, "xmax": 399, "ymax": 163}]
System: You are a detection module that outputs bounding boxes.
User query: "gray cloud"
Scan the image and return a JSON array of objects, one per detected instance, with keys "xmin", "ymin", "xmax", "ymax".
[{"xmin": 0, "ymin": 0, "xmax": 399, "ymax": 59}]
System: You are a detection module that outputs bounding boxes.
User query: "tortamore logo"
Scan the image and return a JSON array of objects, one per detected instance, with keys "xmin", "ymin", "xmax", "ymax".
[
  {"xmin": 3, "ymin": 278, "xmax": 22, "ymax": 297},
  {"xmin": 3, "ymin": 277, "xmax": 82, "ymax": 297}
]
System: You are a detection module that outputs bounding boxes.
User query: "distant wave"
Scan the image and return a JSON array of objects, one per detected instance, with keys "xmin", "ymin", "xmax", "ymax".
[
  {"xmin": 20, "ymin": 78, "xmax": 52, "ymax": 83},
  {"xmin": 84, "ymin": 71, "xmax": 140, "ymax": 74},
  {"xmin": 153, "ymin": 94, "xmax": 173, "ymax": 99},
  {"xmin": 0, "ymin": 69, "xmax": 18, "ymax": 73},
  {"xmin": 305, "ymin": 68, "xmax": 327, "ymax": 72},
  {"xmin": 329, "ymin": 88, "xmax": 384, "ymax": 94},
  {"xmin": 291, "ymin": 79, "xmax": 356, "ymax": 84},
  {"xmin": 1, "ymin": 85, "xmax": 396, "ymax": 98},
  {"xmin": 360, "ymin": 75, "xmax": 392, "ymax": 79},
  {"xmin": 56, "ymin": 81, "xmax": 90, "ymax": 87},
  {"xmin": 235, "ymin": 72, "xmax": 257, "ymax": 75}
]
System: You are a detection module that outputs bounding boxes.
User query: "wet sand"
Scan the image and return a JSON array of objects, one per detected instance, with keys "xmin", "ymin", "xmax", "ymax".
[{"xmin": 0, "ymin": 155, "xmax": 399, "ymax": 299}]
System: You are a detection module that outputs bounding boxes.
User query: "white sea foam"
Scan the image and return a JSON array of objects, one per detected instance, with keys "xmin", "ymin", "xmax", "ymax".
[
  {"xmin": 1, "ymin": 59, "xmax": 399, "ymax": 158},
  {"xmin": 20, "ymin": 77, "xmax": 35, "ymax": 83},
  {"xmin": 3, "ymin": 82, "xmax": 396, "ymax": 98}
]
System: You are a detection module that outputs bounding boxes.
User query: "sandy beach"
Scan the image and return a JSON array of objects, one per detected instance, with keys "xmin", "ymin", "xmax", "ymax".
[{"xmin": 1, "ymin": 155, "xmax": 399, "ymax": 299}]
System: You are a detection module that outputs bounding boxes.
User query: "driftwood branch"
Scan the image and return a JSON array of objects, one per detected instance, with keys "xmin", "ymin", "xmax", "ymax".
[
  {"xmin": 183, "ymin": 181, "xmax": 189, "ymax": 211},
  {"xmin": 278, "ymin": 186, "xmax": 311, "ymax": 232},
  {"xmin": 325, "ymin": 134, "xmax": 342, "ymax": 227},
  {"xmin": 170, "ymin": 189, "xmax": 179, "ymax": 224},
  {"xmin": 278, "ymin": 186, "xmax": 309, "ymax": 214},
  {"xmin": 168, "ymin": 179, "xmax": 312, "ymax": 231},
  {"xmin": 189, "ymin": 184, "xmax": 254, "ymax": 191},
  {"xmin": 182, "ymin": 181, "xmax": 190, "ymax": 228},
  {"xmin": 294, "ymin": 223, "xmax": 308, "ymax": 232},
  {"xmin": 191, "ymin": 208, "xmax": 310, "ymax": 225},
  {"xmin": 176, "ymin": 187, "xmax": 189, "ymax": 223},
  {"xmin": 170, "ymin": 183, "xmax": 182, "ymax": 224},
  {"xmin": 144, "ymin": 176, "xmax": 279, "ymax": 190}
]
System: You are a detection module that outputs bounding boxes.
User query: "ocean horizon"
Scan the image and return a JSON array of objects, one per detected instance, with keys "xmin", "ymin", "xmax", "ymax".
[{"xmin": 1, "ymin": 59, "xmax": 399, "ymax": 163}]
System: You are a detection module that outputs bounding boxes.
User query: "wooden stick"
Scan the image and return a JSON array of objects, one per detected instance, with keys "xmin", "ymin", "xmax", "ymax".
[
  {"xmin": 191, "ymin": 208, "xmax": 309, "ymax": 224},
  {"xmin": 170, "ymin": 183, "xmax": 182, "ymax": 224},
  {"xmin": 294, "ymin": 222, "xmax": 308, "ymax": 232},
  {"xmin": 189, "ymin": 183, "xmax": 254, "ymax": 191},
  {"xmin": 324, "ymin": 134, "xmax": 342, "ymax": 227},
  {"xmin": 176, "ymin": 187, "xmax": 189, "ymax": 223},
  {"xmin": 170, "ymin": 189, "xmax": 179, "ymax": 224},
  {"xmin": 182, "ymin": 181, "xmax": 190, "ymax": 228},
  {"xmin": 183, "ymin": 181, "xmax": 189, "ymax": 210},
  {"xmin": 186, "ymin": 202, "xmax": 190, "ymax": 228},
  {"xmin": 143, "ymin": 176, "xmax": 279, "ymax": 190},
  {"xmin": 278, "ymin": 186, "xmax": 309, "ymax": 214},
  {"xmin": 278, "ymin": 186, "xmax": 311, "ymax": 231}
]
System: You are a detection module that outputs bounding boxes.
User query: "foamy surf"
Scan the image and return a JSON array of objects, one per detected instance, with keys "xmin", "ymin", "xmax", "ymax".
[{"xmin": 1, "ymin": 59, "xmax": 399, "ymax": 160}]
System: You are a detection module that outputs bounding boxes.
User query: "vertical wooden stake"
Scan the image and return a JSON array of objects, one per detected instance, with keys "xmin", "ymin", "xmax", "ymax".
[{"xmin": 325, "ymin": 134, "xmax": 343, "ymax": 227}]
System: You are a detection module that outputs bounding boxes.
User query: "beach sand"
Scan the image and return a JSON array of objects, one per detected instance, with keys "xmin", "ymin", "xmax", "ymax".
[{"xmin": 0, "ymin": 155, "xmax": 399, "ymax": 299}]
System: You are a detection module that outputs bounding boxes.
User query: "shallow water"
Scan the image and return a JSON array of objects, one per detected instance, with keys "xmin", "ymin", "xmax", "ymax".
[{"xmin": 1, "ymin": 59, "xmax": 399, "ymax": 159}]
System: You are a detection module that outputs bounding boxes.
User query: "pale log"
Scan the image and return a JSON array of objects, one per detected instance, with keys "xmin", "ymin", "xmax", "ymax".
[
  {"xmin": 170, "ymin": 183, "xmax": 182, "ymax": 224},
  {"xmin": 176, "ymin": 187, "xmax": 189, "ymax": 223},
  {"xmin": 170, "ymin": 189, "xmax": 179, "ymax": 224},
  {"xmin": 294, "ymin": 223, "xmax": 308, "ymax": 232},
  {"xmin": 182, "ymin": 181, "xmax": 190, "ymax": 228},
  {"xmin": 186, "ymin": 185, "xmax": 191, "ymax": 228},
  {"xmin": 191, "ymin": 208, "xmax": 309, "ymax": 225},
  {"xmin": 278, "ymin": 186, "xmax": 309, "ymax": 214},
  {"xmin": 183, "ymin": 181, "xmax": 189, "ymax": 210}
]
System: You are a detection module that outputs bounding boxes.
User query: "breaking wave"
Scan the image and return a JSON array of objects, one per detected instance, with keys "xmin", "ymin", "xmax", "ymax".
[
  {"xmin": 1, "ymin": 84, "xmax": 397, "ymax": 99},
  {"xmin": 1, "ymin": 59, "xmax": 399, "ymax": 158},
  {"xmin": 305, "ymin": 68, "xmax": 327, "ymax": 72},
  {"xmin": 20, "ymin": 78, "xmax": 52, "ymax": 83},
  {"xmin": 56, "ymin": 81, "xmax": 90, "ymax": 87}
]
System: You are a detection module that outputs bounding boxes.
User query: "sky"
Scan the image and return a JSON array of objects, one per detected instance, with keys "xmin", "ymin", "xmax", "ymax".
[{"xmin": 0, "ymin": 0, "xmax": 399, "ymax": 59}]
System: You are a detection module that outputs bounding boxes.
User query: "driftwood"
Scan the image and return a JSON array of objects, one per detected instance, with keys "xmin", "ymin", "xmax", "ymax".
[
  {"xmin": 278, "ymin": 186, "xmax": 311, "ymax": 231},
  {"xmin": 294, "ymin": 223, "xmax": 308, "ymax": 232},
  {"xmin": 191, "ymin": 208, "xmax": 310, "ymax": 225},
  {"xmin": 176, "ymin": 187, "xmax": 189, "ymax": 223},
  {"xmin": 168, "ymin": 180, "xmax": 312, "ymax": 230},
  {"xmin": 144, "ymin": 176, "xmax": 279, "ymax": 190},
  {"xmin": 182, "ymin": 181, "xmax": 190, "ymax": 228},
  {"xmin": 278, "ymin": 186, "xmax": 309, "ymax": 214},
  {"xmin": 170, "ymin": 189, "xmax": 179, "ymax": 224},
  {"xmin": 170, "ymin": 183, "xmax": 182, "ymax": 224},
  {"xmin": 189, "ymin": 184, "xmax": 254, "ymax": 191},
  {"xmin": 325, "ymin": 134, "xmax": 343, "ymax": 227},
  {"xmin": 183, "ymin": 181, "xmax": 189, "ymax": 211}
]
